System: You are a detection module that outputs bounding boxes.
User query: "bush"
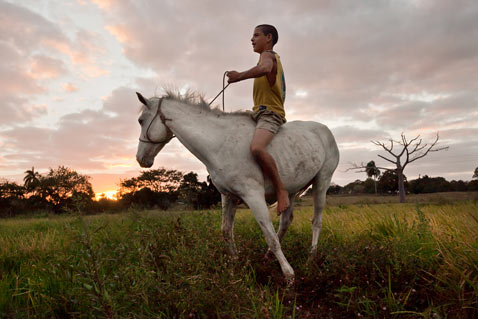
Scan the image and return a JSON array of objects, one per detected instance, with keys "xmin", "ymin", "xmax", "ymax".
[{"xmin": 119, "ymin": 188, "xmax": 176, "ymax": 210}]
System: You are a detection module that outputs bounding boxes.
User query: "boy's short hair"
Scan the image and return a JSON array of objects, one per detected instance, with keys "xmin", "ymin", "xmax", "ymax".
[{"xmin": 256, "ymin": 24, "xmax": 278, "ymax": 45}]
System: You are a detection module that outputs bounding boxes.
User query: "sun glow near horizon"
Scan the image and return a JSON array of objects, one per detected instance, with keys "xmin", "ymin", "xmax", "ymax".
[{"xmin": 96, "ymin": 190, "xmax": 119, "ymax": 201}]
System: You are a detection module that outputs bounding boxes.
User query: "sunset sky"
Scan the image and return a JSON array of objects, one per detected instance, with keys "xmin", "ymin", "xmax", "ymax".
[{"xmin": 1, "ymin": 0, "xmax": 477, "ymax": 197}]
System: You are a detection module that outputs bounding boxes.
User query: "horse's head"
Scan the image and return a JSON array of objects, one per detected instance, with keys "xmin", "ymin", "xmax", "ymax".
[{"xmin": 135, "ymin": 92, "xmax": 174, "ymax": 168}]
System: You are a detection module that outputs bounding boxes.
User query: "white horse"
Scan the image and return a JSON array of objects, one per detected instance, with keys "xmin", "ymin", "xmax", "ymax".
[{"xmin": 135, "ymin": 91, "xmax": 339, "ymax": 284}]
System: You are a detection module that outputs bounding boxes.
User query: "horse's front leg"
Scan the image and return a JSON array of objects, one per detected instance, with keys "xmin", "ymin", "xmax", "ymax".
[
  {"xmin": 221, "ymin": 193, "xmax": 238, "ymax": 256},
  {"xmin": 243, "ymin": 191, "xmax": 295, "ymax": 286}
]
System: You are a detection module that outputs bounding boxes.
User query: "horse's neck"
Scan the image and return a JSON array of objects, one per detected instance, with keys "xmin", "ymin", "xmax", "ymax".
[{"xmin": 162, "ymin": 100, "xmax": 230, "ymax": 166}]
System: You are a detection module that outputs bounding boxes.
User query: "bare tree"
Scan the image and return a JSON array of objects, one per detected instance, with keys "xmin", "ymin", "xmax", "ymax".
[
  {"xmin": 473, "ymin": 167, "xmax": 478, "ymax": 179},
  {"xmin": 351, "ymin": 132, "xmax": 448, "ymax": 202}
]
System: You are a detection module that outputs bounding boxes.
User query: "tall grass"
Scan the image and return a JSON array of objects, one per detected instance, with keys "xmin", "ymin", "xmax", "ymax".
[{"xmin": 0, "ymin": 201, "xmax": 476, "ymax": 318}]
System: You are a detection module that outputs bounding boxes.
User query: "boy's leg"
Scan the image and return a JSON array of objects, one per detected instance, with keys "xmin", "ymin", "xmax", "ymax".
[{"xmin": 250, "ymin": 128, "xmax": 290, "ymax": 215}]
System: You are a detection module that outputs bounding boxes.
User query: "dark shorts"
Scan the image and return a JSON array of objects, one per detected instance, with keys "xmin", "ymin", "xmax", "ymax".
[{"xmin": 250, "ymin": 106, "xmax": 286, "ymax": 134}]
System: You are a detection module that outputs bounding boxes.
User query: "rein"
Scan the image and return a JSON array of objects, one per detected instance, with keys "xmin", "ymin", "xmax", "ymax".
[
  {"xmin": 140, "ymin": 71, "xmax": 230, "ymax": 144},
  {"xmin": 139, "ymin": 98, "xmax": 175, "ymax": 144},
  {"xmin": 208, "ymin": 71, "xmax": 230, "ymax": 111}
]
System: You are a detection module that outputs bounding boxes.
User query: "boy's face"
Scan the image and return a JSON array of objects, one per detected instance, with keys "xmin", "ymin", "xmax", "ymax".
[{"xmin": 251, "ymin": 27, "xmax": 272, "ymax": 53}]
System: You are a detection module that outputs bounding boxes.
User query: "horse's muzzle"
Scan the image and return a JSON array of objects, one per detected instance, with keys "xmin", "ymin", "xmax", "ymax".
[{"xmin": 136, "ymin": 156, "xmax": 153, "ymax": 168}]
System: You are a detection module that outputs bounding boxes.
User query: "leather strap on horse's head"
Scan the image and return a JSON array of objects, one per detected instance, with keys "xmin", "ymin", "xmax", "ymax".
[
  {"xmin": 139, "ymin": 98, "xmax": 175, "ymax": 144},
  {"xmin": 157, "ymin": 98, "xmax": 172, "ymax": 123}
]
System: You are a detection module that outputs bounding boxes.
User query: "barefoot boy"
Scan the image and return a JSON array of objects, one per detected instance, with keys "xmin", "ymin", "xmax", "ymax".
[{"xmin": 227, "ymin": 24, "xmax": 289, "ymax": 215}]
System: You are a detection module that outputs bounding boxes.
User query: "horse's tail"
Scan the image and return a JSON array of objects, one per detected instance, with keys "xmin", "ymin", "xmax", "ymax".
[{"xmin": 267, "ymin": 177, "xmax": 314, "ymax": 212}]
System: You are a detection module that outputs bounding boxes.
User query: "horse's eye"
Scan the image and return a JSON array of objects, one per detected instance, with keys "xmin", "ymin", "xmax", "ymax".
[{"xmin": 138, "ymin": 119, "xmax": 143, "ymax": 125}]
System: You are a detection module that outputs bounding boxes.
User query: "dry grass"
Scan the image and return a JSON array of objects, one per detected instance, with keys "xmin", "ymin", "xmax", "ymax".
[
  {"xmin": 294, "ymin": 191, "xmax": 478, "ymax": 207},
  {"xmin": 0, "ymin": 195, "xmax": 476, "ymax": 318}
]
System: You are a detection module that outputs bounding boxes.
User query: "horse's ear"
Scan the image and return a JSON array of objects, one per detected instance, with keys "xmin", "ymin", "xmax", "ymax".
[{"xmin": 136, "ymin": 92, "xmax": 148, "ymax": 106}]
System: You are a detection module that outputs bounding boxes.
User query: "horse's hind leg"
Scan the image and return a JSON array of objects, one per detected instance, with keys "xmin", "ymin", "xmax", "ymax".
[
  {"xmin": 265, "ymin": 193, "xmax": 295, "ymax": 259},
  {"xmin": 277, "ymin": 193, "xmax": 295, "ymax": 241},
  {"xmin": 310, "ymin": 172, "xmax": 333, "ymax": 257},
  {"xmin": 221, "ymin": 193, "xmax": 238, "ymax": 255}
]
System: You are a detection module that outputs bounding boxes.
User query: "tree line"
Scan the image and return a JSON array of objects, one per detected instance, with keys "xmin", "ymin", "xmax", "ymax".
[
  {"xmin": 0, "ymin": 166, "xmax": 220, "ymax": 218},
  {"xmin": 326, "ymin": 169, "xmax": 478, "ymax": 195},
  {"xmin": 1, "ymin": 164, "xmax": 477, "ymax": 218}
]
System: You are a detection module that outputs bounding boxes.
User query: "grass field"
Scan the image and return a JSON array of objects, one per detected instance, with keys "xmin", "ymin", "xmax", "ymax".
[{"xmin": 0, "ymin": 194, "xmax": 477, "ymax": 318}]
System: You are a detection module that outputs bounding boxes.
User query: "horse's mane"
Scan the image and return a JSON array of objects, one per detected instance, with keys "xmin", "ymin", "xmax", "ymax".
[{"xmin": 162, "ymin": 90, "xmax": 252, "ymax": 117}]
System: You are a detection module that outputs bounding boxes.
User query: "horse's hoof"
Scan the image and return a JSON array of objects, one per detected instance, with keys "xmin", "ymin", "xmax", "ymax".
[
  {"xmin": 263, "ymin": 249, "xmax": 275, "ymax": 262},
  {"xmin": 309, "ymin": 252, "xmax": 317, "ymax": 261},
  {"xmin": 285, "ymin": 274, "xmax": 295, "ymax": 288},
  {"xmin": 309, "ymin": 245, "xmax": 318, "ymax": 256}
]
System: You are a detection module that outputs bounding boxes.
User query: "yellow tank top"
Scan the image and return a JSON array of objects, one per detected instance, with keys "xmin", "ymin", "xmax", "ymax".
[{"xmin": 253, "ymin": 52, "xmax": 286, "ymax": 119}]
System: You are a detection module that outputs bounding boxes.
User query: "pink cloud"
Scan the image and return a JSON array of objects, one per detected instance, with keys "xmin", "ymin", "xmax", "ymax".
[
  {"xmin": 1, "ymin": 87, "xmax": 138, "ymax": 171},
  {"xmin": 29, "ymin": 55, "xmax": 67, "ymax": 79},
  {"xmin": 45, "ymin": 33, "xmax": 108, "ymax": 78},
  {"xmin": 105, "ymin": 25, "xmax": 131, "ymax": 44},
  {"xmin": 88, "ymin": 0, "xmax": 114, "ymax": 9},
  {"xmin": 1, "ymin": 2, "xmax": 108, "ymax": 81},
  {"xmin": 95, "ymin": 0, "xmax": 478, "ymax": 123},
  {"xmin": 0, "ymin": 1, "xmax": 115, "ymax": 128},
  {"xmin": 63, "ymin": 83, "xmax": 79, "ymax": 92}
]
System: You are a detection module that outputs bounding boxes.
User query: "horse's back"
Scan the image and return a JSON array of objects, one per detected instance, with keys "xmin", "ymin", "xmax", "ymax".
[
  {"xmin": 273, "ymin": 120, "xmax": 339, "ymax": 163},
  {"xmin": 232, "ymin": 117, "xmax": 339, "ymax": 172},
  {"xmin": 267, "ymin": 120, "xmax": 339, "ymax": 193},
  {"xmin": 211, "ymin": 117, "xmax": 339, "ymax": 195}
]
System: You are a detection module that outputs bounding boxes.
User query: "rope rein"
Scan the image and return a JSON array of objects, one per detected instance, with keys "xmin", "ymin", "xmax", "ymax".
[
  {"xmin": 208, "ymin": 71, "xmax": 230, "ymax": 111},
  {"xmin": 140, "ymin": 72, "xmax": 230, "ymax": 144}
]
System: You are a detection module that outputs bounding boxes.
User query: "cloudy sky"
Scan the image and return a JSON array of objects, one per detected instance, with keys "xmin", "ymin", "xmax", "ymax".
[{"xmin": 1, "ymin": 0, "xmax": 477, "ymax": 197}]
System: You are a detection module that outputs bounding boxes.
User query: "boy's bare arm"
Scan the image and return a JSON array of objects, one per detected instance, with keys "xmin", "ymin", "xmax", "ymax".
[{"xmin": 227, "ymin": 52, "xmax": 274, "ymax": 83}]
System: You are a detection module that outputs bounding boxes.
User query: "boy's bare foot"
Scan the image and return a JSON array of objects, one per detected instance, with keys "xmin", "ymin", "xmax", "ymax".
[{"xmin": 277, "ymin": 189, "xmax": 290, "ymax": 216}]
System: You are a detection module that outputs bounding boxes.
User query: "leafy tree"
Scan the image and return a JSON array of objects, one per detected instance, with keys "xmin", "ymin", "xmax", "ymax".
[
  {"xmin": 198, "ymin": 176, "xmax": 221, "ymax": 209},
  {"xmin": 118, "ymin": 177, "xmax": 139, "ymax": 196},
  {"xmin": 365, "ymin": 161, "xmax": 380, "ymax": 194},
  {"xmin": 139, "ymin": 168, "xmax": 183, "ymax": 192},
  {"xmin": 23, "ymin": 167, "xmax": 41, "ymax": 193},
  {"xmin": 449, "ymin": 180, "xmax": 467, "ymax": 192},
  {"xmin": 326, "ymin": 183, "xmax": 342, "ymax": 195},
  {"xmin": 178, "ymin": 172, "xmax": 203, "ymax": 201},
  {"xmin": 120, "ymin": 188, "xmax": 172, "ymax": 210},
  {"xmin": 363, "ymin": 178, "xmax": 376, "ymax": 194},
  {"xmin": 468, "ymin": 179, "xmax": 478, "ymax": 191},
  {"xmin": 0, "ymin": 180, "xmax": 26, "ymax": 217},
  {"xmin": 343, "ymin": 180, "xmax": 365, "ymax": 194},
  {"xmin": 38, "ymin": 166, "xmax": 94, "ymax": 213},
  {"xmin": 119, "ymin": 168, "xmax": 183, "ymax": 195},
  {"xmin": 0, "ymin": 180, "xmax": 25, "ymax": 199},
  {"xmin": 378, "ymin": 170, "xmax": 408, "ymax": 194},
  {"xmin": 178, "ymin": 173, "xmax": 220, "ymax": 209},
  {"xmin": 118, "ymin": 168, "xmax": 184, "ymax": 209},
  {"xmin": 408, "ymin": 175, "xmax": 450, "ymax": 194},
  {"xmin": 473, "ymin": 167, "xmax": 478, "ymax": 179}
]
